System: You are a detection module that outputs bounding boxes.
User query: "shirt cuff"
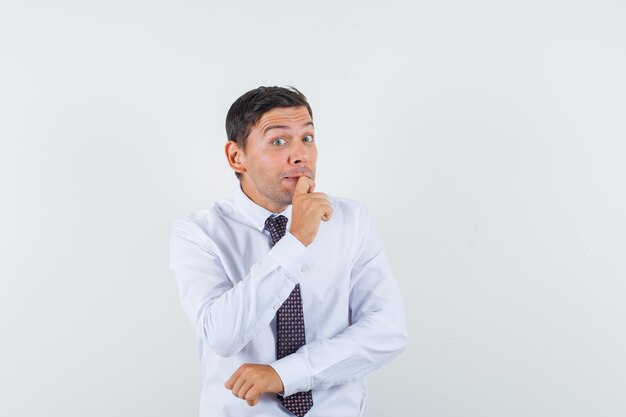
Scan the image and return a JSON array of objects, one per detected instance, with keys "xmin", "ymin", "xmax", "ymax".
[
  {"xmin": 270, "ymin": 352, "xmax": 312, "ymax": 397},
  {"xmin": 268, "ymin": 232, "xmax": 313, "ymax": 285}
]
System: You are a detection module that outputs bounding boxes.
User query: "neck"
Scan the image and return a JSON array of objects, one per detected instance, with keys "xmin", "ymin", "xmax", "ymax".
[{"xmin": 240, "ymin": 180, "xmax": 288, "ymax": 213}]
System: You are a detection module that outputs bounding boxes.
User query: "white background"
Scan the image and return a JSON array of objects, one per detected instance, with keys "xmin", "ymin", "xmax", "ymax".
[{"xmin": 1, "ymin": 1, "xmax": 625, "ymax": 416}]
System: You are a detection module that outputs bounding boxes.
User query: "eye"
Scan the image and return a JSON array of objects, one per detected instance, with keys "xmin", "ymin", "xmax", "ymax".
[
  {"xmin": 303, "ymin": 135, "xmax": 314, "ymax": 143},
  {"xmin": 272, "ymin": 138, "xmax": 287, "ymax": 145}
]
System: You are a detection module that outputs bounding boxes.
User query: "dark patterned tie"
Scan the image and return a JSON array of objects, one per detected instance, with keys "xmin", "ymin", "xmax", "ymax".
[{"xmin": 265, "ymin": 215, "xmax": 314, "ymax": 417}]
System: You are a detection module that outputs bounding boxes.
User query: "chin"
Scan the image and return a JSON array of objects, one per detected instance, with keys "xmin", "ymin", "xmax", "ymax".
[{"xmin": 276, "ymin": 190, "xmax": 294, "ymax": 205}]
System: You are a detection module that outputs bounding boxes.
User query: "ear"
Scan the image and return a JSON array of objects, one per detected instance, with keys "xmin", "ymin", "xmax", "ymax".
[{"xmin": 225, "ymin": 141, "xmax": 247, "ymax": 175}]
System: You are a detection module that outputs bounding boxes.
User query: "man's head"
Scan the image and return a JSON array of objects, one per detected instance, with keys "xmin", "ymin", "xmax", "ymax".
[{"xmin": 225, "ymin": 86, "xmax": 317, "ymax": 212}]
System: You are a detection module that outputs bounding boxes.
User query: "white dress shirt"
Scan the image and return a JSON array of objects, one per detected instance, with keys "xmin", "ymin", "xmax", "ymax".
[{"xmin": 169, "ymin": 184, "xmax": 408, "ymax": 417}]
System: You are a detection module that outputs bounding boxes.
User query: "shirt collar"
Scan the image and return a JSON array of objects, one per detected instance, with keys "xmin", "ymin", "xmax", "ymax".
[{"xmin": 233, "ymin": 183, "xmax": 292, "ymax": 232}]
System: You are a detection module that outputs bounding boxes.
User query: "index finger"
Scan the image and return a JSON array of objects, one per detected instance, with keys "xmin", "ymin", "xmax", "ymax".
[
  {"xmin": 294, "ymin": 176, "xmax": 315, "ymax": 196},
  {"xmin": 224, "ymin": 368, "xmax": 241, "ymax": 389}
]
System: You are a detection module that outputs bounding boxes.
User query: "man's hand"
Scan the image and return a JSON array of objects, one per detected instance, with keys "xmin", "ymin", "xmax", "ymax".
[
  {"xmin": 289, "ymin": 176, "xmax": 333, "ymax": 247},
  {"xmin": 224, "ymin": 364, "xmax": 284, "ymax": 406}
]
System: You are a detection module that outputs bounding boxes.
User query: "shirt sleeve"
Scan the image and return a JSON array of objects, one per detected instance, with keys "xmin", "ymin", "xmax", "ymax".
[
  {"xmin": 269, "ymin": 203, "xmax": 409, "ymax": 397},
  {"xmin": 169, "ymin": 218, "xmax": 313, "ymax": 358}
]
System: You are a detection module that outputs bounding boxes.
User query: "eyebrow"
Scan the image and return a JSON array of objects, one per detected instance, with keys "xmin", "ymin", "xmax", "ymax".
[{"xmin": 263, "ymin": 121, "xmax": 314, "ymax": 135}]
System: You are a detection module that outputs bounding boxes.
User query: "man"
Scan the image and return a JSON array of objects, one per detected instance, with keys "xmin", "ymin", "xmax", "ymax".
[{"xmin": 169, "ymin": 86, "xmax": 408, "ymax": 417}]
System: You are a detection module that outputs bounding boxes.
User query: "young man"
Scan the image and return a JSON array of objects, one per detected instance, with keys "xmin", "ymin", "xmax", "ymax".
[{"xmin": 169, "ymin": 86, "xmax": 408, "ymax": 417}]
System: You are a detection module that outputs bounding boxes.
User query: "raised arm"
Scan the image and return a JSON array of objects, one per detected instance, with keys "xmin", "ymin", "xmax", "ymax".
[{"xmin": 169, "ymin": 217, "xmax": 310, "ymax": 357}]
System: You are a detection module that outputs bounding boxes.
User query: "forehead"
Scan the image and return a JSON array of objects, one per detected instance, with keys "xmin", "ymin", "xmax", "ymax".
[{"xmin": 254, "ymin": 106, "xmax": 313, "ymax": 133}]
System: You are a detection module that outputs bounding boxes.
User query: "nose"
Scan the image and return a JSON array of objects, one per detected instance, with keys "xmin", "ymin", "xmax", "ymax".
[{"xmin": 289, "ymin": 140, "xmax": 309, "ymax": 165}]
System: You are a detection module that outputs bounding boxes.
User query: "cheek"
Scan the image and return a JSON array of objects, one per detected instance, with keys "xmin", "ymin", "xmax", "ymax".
[{"xmin": 252, "ymin": 153, "xmax": 284, "ymax": 175}]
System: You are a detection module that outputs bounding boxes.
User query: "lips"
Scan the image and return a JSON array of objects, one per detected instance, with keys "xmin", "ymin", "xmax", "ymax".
[{"xmin": 282, "ymin": 172, "xmax": 311, "ymax": 180}]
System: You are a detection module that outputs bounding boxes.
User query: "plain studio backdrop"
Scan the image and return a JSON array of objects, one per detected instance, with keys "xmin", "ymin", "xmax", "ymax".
[{"xmin": 1, "ymin": 1, "xmax": 625, "ymax": 416}]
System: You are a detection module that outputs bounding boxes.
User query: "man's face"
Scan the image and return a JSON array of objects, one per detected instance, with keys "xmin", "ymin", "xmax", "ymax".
[{"xmin": 238, "ymin": 106, "xmax": 317, "ymax": 212}]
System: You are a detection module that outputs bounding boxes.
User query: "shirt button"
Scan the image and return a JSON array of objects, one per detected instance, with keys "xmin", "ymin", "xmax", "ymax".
[{"xmin": 301, "ymin": 265, "xmax": 309, "ymax": 273}]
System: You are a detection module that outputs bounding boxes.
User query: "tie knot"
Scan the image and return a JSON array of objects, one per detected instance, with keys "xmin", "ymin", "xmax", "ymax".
[{"xmin": 265, "ymin": 215, "xmax": 288, "ymax": 247}]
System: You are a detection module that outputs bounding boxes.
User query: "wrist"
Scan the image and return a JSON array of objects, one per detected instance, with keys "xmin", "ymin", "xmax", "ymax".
[{"xmin": 289, "ymin": 229, "xmax": 310, "ymax": 247}]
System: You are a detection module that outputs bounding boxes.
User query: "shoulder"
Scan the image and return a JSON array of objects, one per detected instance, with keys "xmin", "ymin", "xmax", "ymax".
[
  {"xmin": 328, "ymin": 194, "xmax": 368, "ymax": 212},
  {"xmin": 326, "ymin": 194, "xmax": 371, "ymax": 224},
  {"xmin": 170, "ymin": 199, "xmax": 237, "ymax": 248}
]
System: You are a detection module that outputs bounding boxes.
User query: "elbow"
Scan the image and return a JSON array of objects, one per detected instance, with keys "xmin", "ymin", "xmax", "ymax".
[
  {"xmin": 397, "ymin": 326, "xmax": 409, "ymax": 354},
  {"xmin": 203, "ymin": 326, "xmax": 243, "ymax": 358},
  {"xmin": 389, "ymin": 319, "xmax": 409, "ymax": 357},
  {"xmin": 375, "ymin": 317, "xmax": 409, "ymax": 361},
  {"xmin": 386, "ymin": 307, "xmax": 409, "ymax": 356},
  {"xmin": 199, "ymin": 309, "xmax": 243, "ymax": 358},
  {"xmin": 207, "ymin": 339, "xmax": 240, "ymax": 358}
]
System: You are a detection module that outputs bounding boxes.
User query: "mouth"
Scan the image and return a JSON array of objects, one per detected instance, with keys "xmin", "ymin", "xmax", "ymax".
[{"xmin": 282, "ymin": 173, "xmax": 310, "ymax": 181}]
